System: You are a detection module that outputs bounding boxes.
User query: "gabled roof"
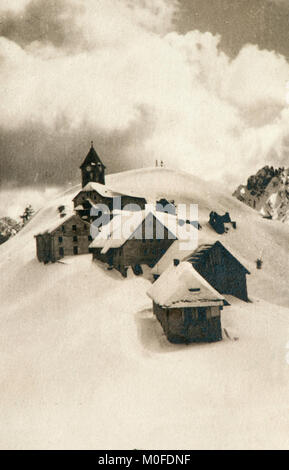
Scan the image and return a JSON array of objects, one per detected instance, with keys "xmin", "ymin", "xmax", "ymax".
[
  {"xmin": 73, "ymin": 181, "xmax": 147, "ymax": 201},
  {"xmin": 36, "ymin": 213, "xmax": 90, "ymax": 236},
  {"xmin": 147, "ymin": 261, "xmax": 225, "ymax": 308},
  {"xmin": 89, "ymin": 210, "xmax": 198, "ymax": 254},
  {"xmin": 152, "ymin": 240, "xmax": 250, "ymax": 276},
  {"xmin": 151, "ymin": 239, "xmax": 196, "ymax": 276},
  {"xmin": 185, "ymin": 241, "xmax": 250, "ymax": 274},
  {"xmin": 80, "ymin": 144, "xmax": 106, "ymax": 170}
]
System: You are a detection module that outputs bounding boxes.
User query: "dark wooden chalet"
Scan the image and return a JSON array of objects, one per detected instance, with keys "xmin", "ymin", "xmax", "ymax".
[
  {"xmin": 89, "ymin": 211, "xmax": 197, "ymax": 277},
  {"xmin": 185, "ymin": 241, "xmax": 250, "ymax": 302},
  {"xmin": 35, "ymin": 214, "xmax": 91, "ymax": 263},
  {"xmin": 147, "ymin": 261, "xmax": 225, "ymax": 344}
]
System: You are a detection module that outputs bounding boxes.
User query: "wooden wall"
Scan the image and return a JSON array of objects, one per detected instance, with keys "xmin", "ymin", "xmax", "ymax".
[
  {"xmin": 195, "ymin": 244, "xmax": 249, "ymax": 301},
  {"xmin": 153, "ymin": 302, "xmax": 222, "ymax": 344},
  {"xmin": 111, "ymin": 217, "xmax": 176, "ymax": 275}
]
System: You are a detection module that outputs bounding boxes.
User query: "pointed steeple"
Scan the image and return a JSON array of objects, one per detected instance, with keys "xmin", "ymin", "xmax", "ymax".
[{"xmin": 80, "ymin": 142, "xmax": 106, "ymax": 187}]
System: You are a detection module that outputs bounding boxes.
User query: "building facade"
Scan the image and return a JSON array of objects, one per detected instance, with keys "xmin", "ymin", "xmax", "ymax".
[
  {"xmin": 186, "ymin": 241, "xmax": 250, "ymax": 302},
  {"xmin": 35, "ymin": 214, "xmax": 92, "ymax": 263},
  {"xmin": 147, "ymin": 261, "xmax": 225, "ymax": 344},
  {"xmin": 153, "ymin": 302, "xmax": 223, "ymax": 344}
]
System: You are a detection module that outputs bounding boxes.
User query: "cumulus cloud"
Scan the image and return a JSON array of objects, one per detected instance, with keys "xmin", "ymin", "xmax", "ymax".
[{"xmin": 0, "ymin": 0, "xmax": 289, "ymax": 202}]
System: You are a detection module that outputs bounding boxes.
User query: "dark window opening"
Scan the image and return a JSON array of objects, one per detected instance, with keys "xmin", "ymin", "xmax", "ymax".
[
  {"xmin": 197, "ymin": 307, "xmax": 207, "ymax": 321},
  {"xmin": 59, "ymin": 247, "xmax": 64, "ymax": 257},
  {"xmin": 73, "ymin": 246, "xmax": 78, "ymax": 255},
  {"xmin": 88, "ymin": 235, "xmax": 92, "ymax": 242},
  {"xmin": 61, "ymin": 226, "xmax": 65, "ymax": 233},
  {"xmin": 184, "ymin": 307, "xmax": 192, "ymax": 326},
  {"xmin": 72, "ymin": 225, "xmax": 77, "ymax": 232},
  {"xmin": 58, "ymin": 236, "xmax": 63, "ymax": 243},
  {"xmin": 73, "ymin": 236, "xmax": 78, "ymax": 243}
]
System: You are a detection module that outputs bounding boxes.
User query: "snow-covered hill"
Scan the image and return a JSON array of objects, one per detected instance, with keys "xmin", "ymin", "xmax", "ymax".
[
  {"xmin": 0, "ymin": 168, "xmax": 289, "ymax": 450},
  {"xmin": 233, "ymin": 165, "xmax": 289, "ymax": 222}
]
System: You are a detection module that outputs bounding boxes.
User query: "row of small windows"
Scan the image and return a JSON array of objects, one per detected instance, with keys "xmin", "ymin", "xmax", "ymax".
[
  {"xmin": 61, "ymin": 224, "xmax": 89, "ymax": 233},
  {"xmin": 58, "ymin": 235, "xmax": 92, "ymax": 243}
]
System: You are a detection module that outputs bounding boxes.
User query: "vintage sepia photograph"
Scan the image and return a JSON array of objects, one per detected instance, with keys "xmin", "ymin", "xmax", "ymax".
[{"xmin": 0, "ymin": 0, "xmax": 289, "ymax": 452}]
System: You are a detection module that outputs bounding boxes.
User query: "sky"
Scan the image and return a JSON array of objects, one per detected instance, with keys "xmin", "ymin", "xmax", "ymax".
[{"xmin": 1, "ymin": 0, "xmax": 289, "ymax": 217}]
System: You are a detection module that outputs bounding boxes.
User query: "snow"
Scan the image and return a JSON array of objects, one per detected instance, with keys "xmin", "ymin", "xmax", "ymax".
[
  {"xmin": 81, "ymin": 181, "xmax": 145, "ymax": 200},
  {"xmin": 94, "ymin": 210, "xmax": 198, "ymax": 254},
  {"xmin": 147, "ymin": 261, "xmax": 224, "ymax": 308},
  {"xmin": 0, "ymin": 168, "xmax": 289, "ymax": 449},
  {"xmin": 152, "ymin": 239, "xmax": 250, "ymax": 278}
]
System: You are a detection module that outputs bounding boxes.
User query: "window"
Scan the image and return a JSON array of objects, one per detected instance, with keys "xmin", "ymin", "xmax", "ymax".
[
  {"xmin": 88, "ymin": 235, "xmax": 92, "ymax": 242},
  {"xmin": 73, "ymin": 246, "xmax": 78, "ymax": 255},
  {"xmin": 61, "ymin": 226, "xmax": 65, "ymax": 233},
  {"xmin": 58, "ymin": 236, "xmax": 63, "ymax": 243},
  {"xmin": 73, "ymin": 235, "xmax": 78, "ymax": 243},
  {"xmin": 183, "ymin": 307, "xmax": 193, "ymax": 327},
  {"xmin": 72, "ymin": 225, "xmax": 77, "ymax": 232},
  {"xmin": 59, "ymin": 247, "xmax": 64, "ymax": 257},
  {"xmin": 197, "ymin": 307, "xmax": 207, "ymax": 322}
]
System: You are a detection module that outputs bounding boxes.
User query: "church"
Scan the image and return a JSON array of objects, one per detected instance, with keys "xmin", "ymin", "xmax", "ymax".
[
  {"xmin": 80, "ymin": 141, "xmax": 106, "ymax": 187},
  {"xmin": 35, "ymin": 143, "xmax": 146, "ymax": 263},
  {"xmin": 73, "ymin": 142, "xmax": 146, "ymax": 222}
]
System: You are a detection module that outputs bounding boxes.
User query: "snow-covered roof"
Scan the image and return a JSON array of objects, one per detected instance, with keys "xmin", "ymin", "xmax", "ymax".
[
  {"xmin": 185, "ymin": 241, "xmax": 250, "ymax": 274},
  {"xmin": 76, "ymin": 182, "xmax": 147, "ymax": 201},
  {"xmin": 151, "ymin": 239, "xmax": 195, "ymax": 276},
  {"xmin": 82, "ymin": 182, "xmax": 123, "ymax": 198},
  {"xmin": 147, "ymin": 261, "xmax": 224, "ymax": 308},
  {"xmin": 152, "ymin": 240, "xmax": 250, "ymax": 276},
  {"xmin": 89, "ymin": 211, "xmax": 138, "ymax": 250},
  {"xmin": 89, "ymin": 210, "xmax": 198, "ymax": 254},
  {"xmin": 36, "ymin": 213, "xmax": 89, "ymax": 236}
]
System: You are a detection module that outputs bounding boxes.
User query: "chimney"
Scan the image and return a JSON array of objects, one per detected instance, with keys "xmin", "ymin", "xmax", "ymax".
[{"xmin": 173, "ymin": 259, "xmax": 180, "ymax": 267}]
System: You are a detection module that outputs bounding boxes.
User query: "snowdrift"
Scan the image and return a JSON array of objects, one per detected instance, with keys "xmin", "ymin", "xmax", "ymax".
[{"xmin": 0, "ymin": 168, "xmax": 289, "ymax": 449}]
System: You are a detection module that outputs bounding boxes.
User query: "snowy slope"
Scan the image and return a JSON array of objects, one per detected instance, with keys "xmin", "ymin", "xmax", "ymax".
[{"xmin": 0, "ymin": 168, "xmax": 289, "ymax": 450}]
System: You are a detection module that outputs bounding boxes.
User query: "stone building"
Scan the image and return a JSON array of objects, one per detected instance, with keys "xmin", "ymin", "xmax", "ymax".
[{"xmin": 35, "ymin": 213, "xmax": 91, "ymax": 263}]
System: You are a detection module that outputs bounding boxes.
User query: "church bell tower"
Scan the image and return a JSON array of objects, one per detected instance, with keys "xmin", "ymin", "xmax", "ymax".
[{"xmin": 80, "ymin": 142, "xmax": 106, "ymax": 187}]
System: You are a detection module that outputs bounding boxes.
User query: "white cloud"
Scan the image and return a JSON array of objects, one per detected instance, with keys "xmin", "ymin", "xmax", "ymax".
[{"xmin": 0, "ymin": 0, "xmax": 289, "ymax": 190}]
